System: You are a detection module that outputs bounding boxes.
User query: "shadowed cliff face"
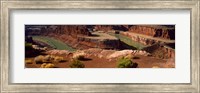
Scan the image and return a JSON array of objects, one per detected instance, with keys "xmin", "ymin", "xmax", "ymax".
[
  {"xmin": 94, "ymin": 25, "xmax": 129, "ymax": 31},
  {"xmin": 143, "ymin": 43, "xmax": 175, "ymax": 59}
]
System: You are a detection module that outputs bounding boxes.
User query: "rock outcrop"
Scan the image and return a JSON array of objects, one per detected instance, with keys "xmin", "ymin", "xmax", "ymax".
[
  {"xmin": 77, "ymin": 36, "xmax": 121, "ymax": 49},
  {"xmin": 25, "ymin": 25, "xmax": 175, "ymax": 51},
  {"xmin": 107, "ymin": 50, "xmax": 150, "ymax": 59},
  {"xmin": 121, "ymin": 32, "xmax": 159, "ymax": 46},
  {"xmin": 26, "ymin": 25, "xmax": 123, "ymax": 49},
  {"xmin": 59, "ymin": 25, "xmax": 92, "ymax": 37},
  {"xmin": 92, "ymin": 25, "xmax": 175, "ymax": 40},
  {"xmin": 128, "ymin": 25, "xmax": 175, "ymax": 40},
  {"xmin": 94, "ymin": 25, "xmax": 129, "ymax": 31},
  {"xmin": 26, "ymin": 25, "xmax": 91, "ymax": 37},
  {"xmin": 143, "ymin": 43, "xmax": 175, "ymax": 59}
]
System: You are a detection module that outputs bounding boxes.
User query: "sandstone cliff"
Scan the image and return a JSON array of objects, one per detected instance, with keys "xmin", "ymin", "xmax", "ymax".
[
  {"xmin": 93, "ymin": 25, "xmax": 175, "ymax": 40},
  {"xmin": 143, "ymin": 43, "xmax": 175, "ymax": 59},
  {"xmin": 128, "ymin": 25, "xmax": 175, "ymax": 40},
  {"xmin": 26, "ymin": 25, "xmax": 91, "ymax": 36},
  {"xmin": 25, "ymin": 25, "xmax": 175, "ymax": 51},
  {"xmin": 26, "ymin": 25, "xmax": 123, "ymax": 49}
]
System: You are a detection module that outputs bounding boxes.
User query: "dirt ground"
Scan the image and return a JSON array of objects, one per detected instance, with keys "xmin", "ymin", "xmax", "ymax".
[{"xmin": 25, "ymin": 54, "xmax": 168, "ymax": 68}]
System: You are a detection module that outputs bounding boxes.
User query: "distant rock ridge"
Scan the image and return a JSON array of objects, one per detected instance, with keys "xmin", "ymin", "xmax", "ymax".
[
  {"xmin": 93, "ymin": 25, "xmax": 175, "ymax": 40},
  {"xmin": 128, "ymin": 25, "xmax": 175, "ymax": 40},
  {"xmin": 25, "ymin": 25, "xmax": 91, "ymax": 37}
]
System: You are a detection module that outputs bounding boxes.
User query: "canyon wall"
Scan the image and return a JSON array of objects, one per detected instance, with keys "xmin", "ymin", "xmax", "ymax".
[
  {"xmin": 26, "ymin": 25, "xmax": 91, "ymax": 37},
  {"xmin": 26, "ymin": 25, "xmax": 175, "ymax": 40},
  {"xmin": 48, "ymin": 35, "xmax": 121, "ymax": 50},
  {"xmin": 25, "ymin": 25, "xmax": 175, "ymax": 52},
  {"xmin": 77, "ymin": 36, "xmax": 121, "ymax": 49},
  {"xmin": 143, "ymin": 43, "xmax": 175, "ymax": 59},
  {"xmin": 25, "ymin": 25, "xmax": 121, "ymax": 49},
  {"xmin": 128, "ymin": 25, "xmax": 175, "ymax": 40},
  {"xmin": 93, "ymin": 25, "xmax": 175, "ymax": 40},
  {"xmin": 94, "ymin": 25, "xmax": 129, "ymax": 31},
  {"xmin": 121, "ymin": 32, "xmax": 159, "ymax": 46}
]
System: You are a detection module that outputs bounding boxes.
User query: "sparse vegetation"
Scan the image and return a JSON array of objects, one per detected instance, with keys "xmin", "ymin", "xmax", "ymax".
[
  {"xmin": 54, "ymin": 56, "xmax": 66, "ymax": 62},
  {"xmin": 117, "ymin": 57, "xmax": 138, "ymax": 68},
  {"xmin": 152, "ymin": 66, "xmax": 160, "ymax": 68},
  {"xmin": 34, "ymin": 55, "xmax": 67, "ymax": 64},
  {"xmin": 25, "ymin": 42, "xmax": 33, "ymax": 50},
  {"xmin": 25, "ymin": 59, "xmax": 33, "ymax": 64},
  {"xmin": 133, "ymin": 56, "xmax": 140, "ymax": 59},
  {"xmin": 34, "ymin": 55, "xmax": 44, "ymax": 64},
  {"xmin": 43, "ymin": 55, "xmax": 53, "ymax": 62},
  {"xmin": 73, "ymin": 52, "xmax": 86, "ymax": 60},
  {"xmin": 124, "ymin": 54, "xmax": 140, "ymax": 59},
  {"xmin": 25, "ymin": 25, "xmax": 175, "ymax": 68},
  {"xmin": 124, "ymin": 54, "xmax": 133, "ymax": 59},
  {"xmin": 69, "ymin": 59, "xmax": 85, "ymax": 68},
  {"xmin": 40, "ymin": 63, "xmax": 55, "ymax": 68}
]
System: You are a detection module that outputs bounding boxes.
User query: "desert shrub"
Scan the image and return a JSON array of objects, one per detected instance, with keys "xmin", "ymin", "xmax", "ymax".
[
  {"xmin": 125, "ymin": 54, "xmax": 140, "ymax": 59},
  {"xmin": 25, "ymin": 59, "xmax": 33, "ymax": 64},
  {"xmin": 54, "ymin": 56, "xmax": 66, "ymax": 62},
  {"xmin": 25, "ymin": 42, "xmax": 33, "ymax": 50},
  {"xmin": 40, "ymin": 63, "xmax": 55, "ymax": 68},
  {"xmin": 133, "ymin": 56, "xmax": 140, "ymax": 59},
  {"xmin": 73, "ymin": 52, "xmax": 86, "ymax": 60},
  {"xmin": 43, "ymin": 55, "xmax": 51, "ymax": 62},
  {"xmin": 152, "ymin": 66, "xmax": 160, "ymax": 68},
  {"xmin": 43, "ymin": 55, "xmax": 55, "ymax": 62},
  {"xmin": 69, "ymin": 59, "xmax": 85, "ymax": 68},
  {"xmin": 117, "ymin": 57, "xmax": 138, "ymax": 68},
  {"xmin": 40, "ymin": 63, "xmax": 47, "ymax": 68},
  {"xmin": 76, "ymin": 55, "xmax": 85, "ymax": 60},
  {"xmin": 125, "ymin": 54, "xmax": 134, "ymax": 59},
  {"xmin": 34, "ymin": 55, "xmax": 44, "ymax": 64}
]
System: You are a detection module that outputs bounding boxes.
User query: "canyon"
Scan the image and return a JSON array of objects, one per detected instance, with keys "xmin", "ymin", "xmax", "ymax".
[{"xmin": 26, "ymin": 25, "xmax": 175, "ymax": 59}]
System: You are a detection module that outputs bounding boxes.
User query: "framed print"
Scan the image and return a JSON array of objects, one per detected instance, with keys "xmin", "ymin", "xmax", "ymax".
[{"xmin": 0, "ymin": 0, "xmax": 199, "ymax": 93}]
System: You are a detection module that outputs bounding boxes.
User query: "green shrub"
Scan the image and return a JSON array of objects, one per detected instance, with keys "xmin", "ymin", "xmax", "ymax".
[
  {"xmin": 69, "ymin": 59, "xmax": 85, "ymax": 68},
  {"xmin": 125, "ymin": 54, "xmax": 134, "ymax": 59},
  {"xmin": 117, "ymin": 57, "xmax": 138, "ymax": 68},
  {"xmin": 73, "ymin": 53, "xmax": 85, "ymax": 60},
  {"xmin": 76, "ymin": 55, "xmax": 85, "ymax": 60},
  {"xmin": 133, "ymin": 56, "xmax": 140, "ymax": 59},
  {"xmin": 25, "ymin": 42, "xmax": 33, "ymax": 50}
]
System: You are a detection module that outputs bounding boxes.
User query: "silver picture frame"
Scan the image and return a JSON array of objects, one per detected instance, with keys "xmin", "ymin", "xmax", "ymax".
[{"xmin": 0, "ymin": 0, "xmax": 199, "ymax": 93}]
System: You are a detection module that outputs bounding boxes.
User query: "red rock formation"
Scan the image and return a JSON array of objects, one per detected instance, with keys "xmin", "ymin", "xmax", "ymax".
[
  {"xmin": 94, "ymin": 25, "xmax": 129, "ymax": 31},
  {"xmin": 59, "ymin": 25, "xmax": 91, "ymax": 37},
  {"xmin": 26, "ymin": 25, "xmax": 91, "ymax": 37},
  {"xmin": 128, "ymin": 25, "xmax": 175, "ymax": 40},
  {"xmin": 143, "ymin": 43, "xmax": 175, "ymax": 59},
  {"xmin": 121, "ymin": 32, "xmax": 159, "ymax": 46},
  {"xmin": 93, "ymin": 25, "xmax": 175, "ymax": 40},
  {"xmin": 25, "ymin": 25, "xmax": 175, "ymax": 50}
]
